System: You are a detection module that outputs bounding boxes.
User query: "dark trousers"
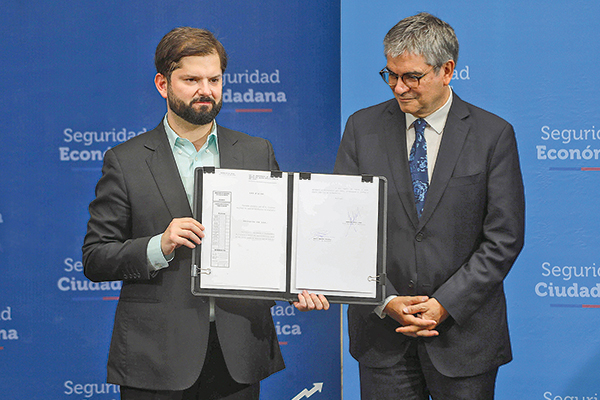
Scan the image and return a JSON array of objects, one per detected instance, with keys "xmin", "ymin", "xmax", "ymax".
[
  {"xmin": 121, "ymin": 323, "xmax": 260, "ymax": 400},
  {"xmin": 359, "ymin": 340, "xmax": 498, "ymax": 400}
]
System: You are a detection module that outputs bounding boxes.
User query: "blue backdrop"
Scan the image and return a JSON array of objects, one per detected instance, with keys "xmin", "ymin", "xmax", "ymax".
[
  {"xmin": 341, "ymin": 1, "xmax": 600, "ymax": 399},
  {"xmin": 0, "ymin": 1, "xmax": 341, "ymax": 399},
  {"xmin": 2, "ymin": 1, "xmax": 600, "ymax": 399}
]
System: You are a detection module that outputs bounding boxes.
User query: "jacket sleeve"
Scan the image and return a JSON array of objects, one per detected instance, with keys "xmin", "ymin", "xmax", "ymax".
[
  {"xmin": 432, "ymin": 122, "xmax": 525, "ymax": 325},
  {"xmin": 82, "ymin": 149, "xmax": 153, "ymax": 282}
]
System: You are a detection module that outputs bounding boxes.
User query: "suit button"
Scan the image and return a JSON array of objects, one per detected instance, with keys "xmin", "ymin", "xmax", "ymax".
[
  {"xmin": 408, "ymin": 280, "xmax": 415, "ymax": 288},
  {"xmin": 415, "ymin": 232, "xmax": 424, "ymax": 242}
]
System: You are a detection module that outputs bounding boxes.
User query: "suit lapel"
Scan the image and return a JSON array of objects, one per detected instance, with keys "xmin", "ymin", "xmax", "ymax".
[
  {"xmin": 419, "ymin": 95, "xmax": 470, "ymax": 227},
  {"xmin": 144, "ymin": 124, "xmax": 192, "ymax": 218},
  {"xmin": 382, "ymin": 102, "xmax": 420, "ymax": 229},
  {"xmin": 217, "ymin": 126, "xmax": 242, "ymax": 169}
]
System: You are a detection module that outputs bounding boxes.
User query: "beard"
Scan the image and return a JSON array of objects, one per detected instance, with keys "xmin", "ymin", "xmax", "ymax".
[{"xmin": 167, "ymin": 86, "xmax": 223, "ymax": 126}]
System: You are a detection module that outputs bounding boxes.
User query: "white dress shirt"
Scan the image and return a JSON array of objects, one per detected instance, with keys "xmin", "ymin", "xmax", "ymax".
[{"xmin": 375, "ymin": 88, "xmax": 454, "ymax": 318}]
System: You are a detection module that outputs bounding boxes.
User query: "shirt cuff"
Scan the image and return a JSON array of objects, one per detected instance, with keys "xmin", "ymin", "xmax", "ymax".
[
  {"xmin": 147, "ymin": 234, "xmax": 172, "ymax": 271},
  {"xmin": 373, "ymin": 295, "xmax": 398, "ymax": 319}
]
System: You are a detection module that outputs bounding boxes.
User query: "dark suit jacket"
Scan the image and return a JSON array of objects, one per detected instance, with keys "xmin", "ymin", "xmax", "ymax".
[
  {"xmin": 334, "ymin": 94, "xmax": 525, "ymax": 377},
  {"xmin": 82, "ymin": 122, "xmax": 285, "ymax": 391}
]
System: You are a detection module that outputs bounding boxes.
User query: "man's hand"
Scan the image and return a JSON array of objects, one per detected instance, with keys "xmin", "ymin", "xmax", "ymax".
[
  {"xmin": 161, "ymin": 217, "xmax": 205, "ymax": 257},
  {"xmin": 392, "ymin": 297, "xmax": 449, "ymax": 338},
  {"xmin": 293, "ymin": 290, "xmax": 330, "ymax": 311},
  {"xmin": 383, "ymin": 296, "xmax": 437, "ymax": 337}
]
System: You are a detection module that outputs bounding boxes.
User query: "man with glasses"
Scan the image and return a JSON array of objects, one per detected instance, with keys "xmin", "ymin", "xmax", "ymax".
[{"xmin": 335, "ymin": 13, "xmax": 524, "ymax": 399}]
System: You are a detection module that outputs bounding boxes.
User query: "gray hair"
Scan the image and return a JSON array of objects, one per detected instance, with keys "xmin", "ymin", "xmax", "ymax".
[{"xmin": 383, "ymin": 13, "xmax": 459, "ymax": 70}]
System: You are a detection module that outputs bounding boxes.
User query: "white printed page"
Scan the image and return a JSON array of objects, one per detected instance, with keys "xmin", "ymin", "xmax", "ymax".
[
  {"xmin": 199, "ymin": 169, "xmax": 288, "ymax": 292},
  {"xmin": 290, "ymin": 174, "xmax": 379, "ymax": 298}
]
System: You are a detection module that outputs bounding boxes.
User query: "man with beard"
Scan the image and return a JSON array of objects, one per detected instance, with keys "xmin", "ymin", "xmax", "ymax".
[{"xmin": 83, "ymin": 27, "xmax": 328, "ymax": 400}]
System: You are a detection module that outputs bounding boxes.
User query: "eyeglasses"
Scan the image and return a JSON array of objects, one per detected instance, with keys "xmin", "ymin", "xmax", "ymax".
[{"xmin": 379, "ymin": 66, "xmax": 434, "ymax": 89}]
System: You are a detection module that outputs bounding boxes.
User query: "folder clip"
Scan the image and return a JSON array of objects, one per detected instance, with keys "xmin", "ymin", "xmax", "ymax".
[
  {"xmin": 203, "ymin": 166, "xmax": 216, "ymax": 174},
  {"xmin": 192, "ymin": 265, "xmax": 212, "ymax": 276},
  {"xmin": 299, "ymin": 172, "xmax": 312, "ymax": 180}
]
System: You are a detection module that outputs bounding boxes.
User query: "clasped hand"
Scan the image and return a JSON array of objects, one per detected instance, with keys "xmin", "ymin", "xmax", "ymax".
[{"xmin": 384, "ymin": 296, "xmax": 449, "ymax": 338}]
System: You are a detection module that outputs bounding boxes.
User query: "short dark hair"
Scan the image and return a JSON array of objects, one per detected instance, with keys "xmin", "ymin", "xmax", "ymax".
[{"xmin": 154, "ymin": 27, "xmax": 228, "ymax": 80}]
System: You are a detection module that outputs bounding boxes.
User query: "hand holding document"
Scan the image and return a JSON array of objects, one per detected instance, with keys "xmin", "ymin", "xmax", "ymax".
[
  {"xmin": 191, "ymin": 168, "xmax": 386, "ymax": 305},
  {"xmin": 293, "ymin": 290, "xmax": 330, "ymax": 311}
]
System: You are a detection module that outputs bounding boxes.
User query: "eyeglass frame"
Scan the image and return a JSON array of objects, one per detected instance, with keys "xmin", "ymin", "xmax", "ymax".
[{"xmin": 379, "ymin": 66, "xmax": 436, "ymax": 89}]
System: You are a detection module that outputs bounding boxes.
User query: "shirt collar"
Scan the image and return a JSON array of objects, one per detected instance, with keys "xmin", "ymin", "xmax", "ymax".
[
  {"xmin": 405, "ymin": 87, "xmax": 453, "ymax": 135},
  {"xmin": 163, "ymin": 114, "xmax": 219, "ymax": 153}
]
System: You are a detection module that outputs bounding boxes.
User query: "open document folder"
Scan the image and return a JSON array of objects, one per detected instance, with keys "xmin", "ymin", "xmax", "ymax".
[{"xmin": 191, "ymin": 168, "xmax": 387, "ymax": 305}]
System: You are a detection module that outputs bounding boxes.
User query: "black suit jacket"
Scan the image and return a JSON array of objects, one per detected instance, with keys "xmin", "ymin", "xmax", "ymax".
[
  {"xmin": 334, "ymin": 94, "xmax": 525, "ymax": 377},
  {"xmin": 83, "ymin": 122, "xmax": 284, "ymax": 390}
]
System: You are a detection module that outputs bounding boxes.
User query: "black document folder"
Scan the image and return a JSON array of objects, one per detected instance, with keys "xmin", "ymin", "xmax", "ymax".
[{"xmin": 191, "ymin": 168, "xmax": 387, "ymax": 305}]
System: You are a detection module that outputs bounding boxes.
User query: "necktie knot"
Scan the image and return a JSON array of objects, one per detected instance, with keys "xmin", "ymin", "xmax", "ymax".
[{"xmin": 414, "ymin": 118, "xmax": 427, "ymax": 137}]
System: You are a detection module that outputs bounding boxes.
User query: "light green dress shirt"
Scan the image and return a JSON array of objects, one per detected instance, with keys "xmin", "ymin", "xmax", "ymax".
[{"xmin": 146, "ymin": 115, "xmax": 220, "ymax": 271}]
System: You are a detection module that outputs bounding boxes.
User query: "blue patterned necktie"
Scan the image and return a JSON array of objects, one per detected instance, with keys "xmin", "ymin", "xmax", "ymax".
[{"xmin": 409, "ymin": 118, "xmax": 428, "ymax": 217}]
